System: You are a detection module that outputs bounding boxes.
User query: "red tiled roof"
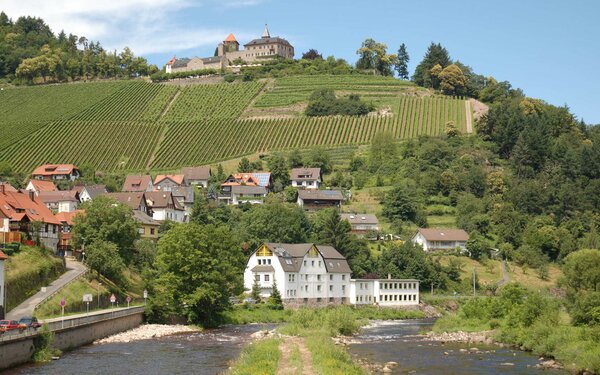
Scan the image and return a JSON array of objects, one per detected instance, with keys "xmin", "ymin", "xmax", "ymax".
[
  {"xmin": 224, "ymin": 33, "xmax": 238, "ymax": 43},
  {"xmin": 166, "ymin": 56, "xmax": 177, "ymax": 66},
  {"xmin": 105, "ymin": 192, "xmax": 146, "ymax": 210},
  {"xmin": 31, "ymin": 164, "xmax": 79, "ymax": 176},
  {"xmin": 55, "ymin": 210, "xmax": 85, "ymax": 225},
  {"xmin": 154, "ymin": 174, "xmax": 185, "ymax": 186},
  {"xmin": 37, "ymin": 190, "xmax": 79, "ymax": 203},
  {"xmin": 0, "ymin": 183, "xmax": 17, "ymax": 193},
  {"xmin": 0, "ymin": 191, "xmax": 61, "ymax": 225},
  {"xmin": 27, "ymin": 180, "xmax": 57, "ymax": 192},
  {"xmin": 122, "ymin": 175, "xmax": 152, "ymax": 192}
]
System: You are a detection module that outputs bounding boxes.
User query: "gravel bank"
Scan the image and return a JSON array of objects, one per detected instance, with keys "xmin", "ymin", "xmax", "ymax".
[{"xmin": 95, "ymin": 324, "xmax": 199, "ymax": 344}]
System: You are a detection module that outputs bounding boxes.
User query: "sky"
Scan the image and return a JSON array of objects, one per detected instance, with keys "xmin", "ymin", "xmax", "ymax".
[{"xmin": 3, "ymin": 0, "xmax": 599, "ymax": 123}]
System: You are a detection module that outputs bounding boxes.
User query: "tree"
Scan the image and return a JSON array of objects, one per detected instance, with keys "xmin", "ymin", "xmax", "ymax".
[
  {"xmin": 439, "ymin": 64, "xmax": 467, "ymax": 95},
  {"xmin": 465, "ymin": 233, "xmax": 489, "ymax": 260},
  {"xmin": 133, "ymin": 238, "xmax": 156, "ymax": 270},
  {"xmin": 356, "ymin": 38, "xmax": 396, "ymax": 76},
  {"xmin": 412, "ymin": 42, "xmax": 451, "ymax": 87},
  {"xmin": 237, "ymin": 157, "xmax": 252, "ymax": 173},
  {"xmin": 267, "ymin": 279, "xmax": 283, "ymax": 310},
  {"xmin": 395, "ymin": 43, "xmax": 410, "ymax": 79},
  {"xmin": 445, "ymin": 121, "xmax": 459, "ymax": 138},
  {"xmin": 72, "ymin": 196, "xmax": 140, "ymax": 264},
  {"xmin": 268, "ymin": 154, "xmax": 289, "ymax": 191},
  {"xmin": 305, "ymin": 148, "xmax": 332, "ymax": 174},
  {"xmin": 287, "ymin": 149, "xmax": 304, "ymax": 168},
  {"xmin": 251, "ymin": 278, "xmax": 262, "ymax": 302},
  {"xmin": 85, "ymin": 239, "xmax": 125, "ymax": 281},
  {"xmin": 377, "ymin": 241, "xmax": 443, "ymax": 289},
  {"xmin": 312, "ymin": 208, "xmax": 352, "ymax": 254},
  {"xmin": 302, "ymin": 49, "xmax": 323, "ymax": 60},
  {"xmin": 562, "ymin": 249, "xmax": 600, "ymax": 292},
  {"xmin": 150, "ymin": 223, "xmax": 245, "ymax": 326},
  {"xmin": 381, "ymin": 185, "xmax": 423, "ymax": 225}
]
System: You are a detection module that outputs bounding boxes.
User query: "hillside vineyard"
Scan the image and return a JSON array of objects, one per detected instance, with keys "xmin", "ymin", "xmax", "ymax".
[{"xmin": 0, "ymin": 75, "xmax": 470, "ymax": 172}]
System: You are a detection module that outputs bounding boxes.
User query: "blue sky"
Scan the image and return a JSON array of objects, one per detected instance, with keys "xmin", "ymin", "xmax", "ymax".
[{"xmin": 4, "ymin": 0, "xmax": 599, "ymax": 123}]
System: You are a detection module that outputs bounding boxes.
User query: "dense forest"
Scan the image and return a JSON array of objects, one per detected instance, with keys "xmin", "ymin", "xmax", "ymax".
[{"xmin": 0, "ymin": 12, "xmax": 156, "ymax": 83}]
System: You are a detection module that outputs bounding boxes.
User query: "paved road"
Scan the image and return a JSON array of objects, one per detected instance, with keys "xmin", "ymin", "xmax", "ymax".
[
  {"xmin": 465, "ymin": 100, "xmax": 473, "ymax": 133},
  {"xmin": 6, "ymin": 258, "xmax": 87, "ymax": 320},
  {"xmin": 496, "ymin": 260, "xmax": 510, "ymax": 287}
]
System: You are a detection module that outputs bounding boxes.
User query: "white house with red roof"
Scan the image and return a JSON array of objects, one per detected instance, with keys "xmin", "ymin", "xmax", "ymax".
[{"xmin": 31, "ymin": 164, "xmax": 81, "ymax": 181}]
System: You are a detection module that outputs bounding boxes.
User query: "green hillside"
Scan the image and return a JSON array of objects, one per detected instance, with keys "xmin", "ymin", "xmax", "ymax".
[{"xmin": 0, "ymin": 75, "xmax": 471, "ymax": 173}]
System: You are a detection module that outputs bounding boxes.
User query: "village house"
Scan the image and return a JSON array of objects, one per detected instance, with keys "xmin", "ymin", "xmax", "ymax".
[
  {"xmin": 104, "ymin": 192, "xmax": 151, "ymax": 215},
  {"xmin": 243, "ymin": 243, "xmax": 420, "ymax": 307},
  {"xmin": 154, "ymin": 174, "xmax": 186, "ymax": 192},
  {"xmin": 166, "ymin": 25, "xmax": 294, "ymax": 73},
  {"xmin": 290, "ymin": 168, "xmax": 321, "ymax": 189},
  {"xmin": 132, "ymin": 211, "xmax": 160, "ymax": 241},
  {"xmin": 341, "ymin": 213, "xmax": 379, "ymax": 235},
  {"xmin": 0, "ymin": 188, "xmax": 61, "ymax": 250},
  {"xmin": 55, "ymin": 210, "xmax": 84, "ymax": 256},
  {"xmin": 171, "ymin": 186, "xmax": 195, "ymax": 221},
  {"xmin": 411, "ymin": 228, "xmax": 469, "ymax": 252},
  {"xmin": 0, "ymin": 183, "xmax": 17, "ymax": 193},
  {"xmin": 297, "ymin": 190, "xmax": 344, "ymax": 211},
  {"xmin": 25, "ymin": 180, "xmax": 57, "ymax": 195},
  {"xmin": 181, "ymin": 166, "xmax": 212, "ymax": 188},
  {"xmin": 37, "ymin": 190, "xmax": 79, "ymax": 213},
  {"xmin": 73, "ymin": 184, "xmax": 107, "ymax": 202},
  {"xmin": 145, "ymin": 191, "xmax": 185, "ymax": 222},
  {"xmin": 219, "ymin": 172, "xmax": 271, "ymax": 205},
  {"xmin": 31, "ymin": 164, "xmax": 81, "ymax": 181},
  {"xmin": 122, "ymin": 175, "xmax": 153, "ymax": 192}
]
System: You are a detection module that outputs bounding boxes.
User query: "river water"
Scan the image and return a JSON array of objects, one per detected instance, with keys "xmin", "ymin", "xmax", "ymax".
[
  {"xmin": 348, "ymin": 319, "xmax": 568, "ymax": 375},
  {"xmin": 3, "ymin": 324, "xmax": 276, "ymax": 375}
]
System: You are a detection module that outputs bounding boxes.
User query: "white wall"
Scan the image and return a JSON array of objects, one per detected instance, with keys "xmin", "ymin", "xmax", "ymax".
[
  {"xmin": 291, "ymin": 180, "xmax": 320, "ymax": 189},
  {"xmin": 152, "ymin": 208, "xmax": 185, "ymax": 223},
  {"xmin": 0, "ymin": 218, "xmax": 8, "ymax": 233},
  {"xmin": 0, "ymin": 259, "xmax": 5, "ymax": 315},
  {"xmin": 58, "ymin": 201, "xmax": 77, "ymax": 213}
]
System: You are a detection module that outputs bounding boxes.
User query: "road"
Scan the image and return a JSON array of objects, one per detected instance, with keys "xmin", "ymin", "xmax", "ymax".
[
  {"xmin": 465, "ymin": 100, "xmax": 473, "ymax": 133},
  {"xmin": 6, "ymin": 258, "xmax": 87, "ymax": 320}
]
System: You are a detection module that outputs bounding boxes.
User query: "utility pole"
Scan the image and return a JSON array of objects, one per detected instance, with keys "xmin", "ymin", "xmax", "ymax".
[{"xmin": 472, "ymin": 268, "xmax": 476, "ymax": 297}]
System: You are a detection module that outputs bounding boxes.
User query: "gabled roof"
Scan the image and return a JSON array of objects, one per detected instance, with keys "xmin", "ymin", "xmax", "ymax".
[
  {"xmin": 244, "ymin": 37, "xmax": 292, "ymax": 48},
  {"xmin": 105, "ymin": 192, "xmax": 146, "ymax": 210},
  {"xmin": 38, "ymin": 190, "xmax": 79, "ymax": 203},
  {"xmin": 416, "ymin": 228, "xmax": 469, "ymax": 242},
  {"xmin": 166, "ymin": 56, "xmax": 177, "ymax": 66},
  {"xmin": 181, "ymin": 166, "xmax": 211, "ymax": 181},
  {"xmin": 224, "ymin": 33, "xmax": 238, "ymax": 43},
  {"xmin": 55, "ymin": 210, "xmax": 85, "ymax": 225},
  {"xmin": 122, "ymin": 175, "xmax": 153, "ymax": 192},
  {"xmin": 258, "ymin": 243, "xmax": 351, "ymax": 274},
  {"xmin": 171, "ymin": 57, "xmax": 191, "ymax": 69},
  {"xmin": 298, "ymin": 189, "xmax": 344, "ymax": 201},
  {"xmin": 171, "ymin": 186, "xmax": 195, "ymax": 203},
  {"xmin": 341, "ymin": 213, "xmax": 379, "ymax": 225},
  {"xmin": 132, "ymin": 210, "xmax": 160, "ymax": 227},
  {"xmin": 154, "ymin": 174, "xmax": 185, "ymax": 186},
  {"xmin": 231, "ymin": 185, "xmax": 267, "ymax": 195},
  {"xmin": 75, "ymin": 184, "xmax": 107, "ymax": 199},
  {"xmin": 32, "ymin": 164, "xmax": 79, "ymax": 176},
  {"xmin": 291, "ymin": 168, "xmax": 321, "ymax": 181},
  {"xmin": 27, "ymin": 180, "xmax": 57, "ymax": 192},
  {"xmin": 0, "ymin": 191, "xmax": 61, "ymax": 225},
  {"xmin": 145, "ymin": 191, "xmax": 184, "ymax": 210},
  {"xmin": 251, "ymin": 265, "xmax": 274, "ymax": 272},
  {"xmin": 0, "ymin": 183, "xmax": 18, "ymax": 193}
]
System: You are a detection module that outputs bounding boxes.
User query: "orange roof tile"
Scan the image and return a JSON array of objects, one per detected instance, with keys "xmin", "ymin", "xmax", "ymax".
[
  {"xmin": 224, "ymin": 33, "xmax": 238, "ymax": 43},
  {"xmin": 32, "ymin": 164, "xmax": 79, "ymax": 177},
  {"xmin": 0, "ymin": 191, "xmax": 61, "ymax": 225},
  {"xmin": 0, "ymin": 183, "xmax": 17, "ymax": 193},
  {"xmin": 154, "ymin": 174, "xmax": 185, "ymax": 186},
  {"xmin": 55, "ymin": 210, "xmax": 85, "ymax": 225},
  {"xmin": 28, "ymin": 180, "xmax": 57, "ymax": 192}
]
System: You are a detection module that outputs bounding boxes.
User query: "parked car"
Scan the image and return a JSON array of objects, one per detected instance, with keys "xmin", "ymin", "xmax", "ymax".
[
  {"xmin": 18, "ymin": 316, "xmax": 42, "ymax": 329},
  {"xmin": 0, "ymin": 320, "xmax": 26, "ymax": 333}
]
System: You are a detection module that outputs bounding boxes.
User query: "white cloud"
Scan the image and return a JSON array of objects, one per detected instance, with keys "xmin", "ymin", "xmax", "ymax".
[{"xmin": 2, "ymin": 0, "xmax": 263, "ymax": 56}]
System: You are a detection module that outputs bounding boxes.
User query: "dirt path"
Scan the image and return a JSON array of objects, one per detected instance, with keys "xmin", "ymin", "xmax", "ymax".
[
  {"xmin": 465, "ymin": 100, "xmax": 473, "ymax": 133},
  {"xmin": 276, "ymin": 336, "xmax": 315, "ymax": 375}
]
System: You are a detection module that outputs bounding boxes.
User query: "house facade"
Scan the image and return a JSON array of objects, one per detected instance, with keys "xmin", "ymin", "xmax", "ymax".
[
  {"xmin": 31, "ymin": 164, "xmax": 80, "ymax": 181},
  {"xmin": 167, "ymin": 26, "xmax": 294, "ymax": 73},
  {"xmin": 181, "ymin": 166, "xmax": 211, "ymax": 188},
  {"xmin": 25, "ymin": 180, "xmax": 57, "ymax": 195},
  {"xmin": 411, "ymin": 228, "xmax": 469, "ymax": 252},
  {"xmin": 55, "ymin": 210, "xmax": 84, "ymax": 256},
  {"xmin": 171, "ymin": 186, "xmax": 194, "ymax": 221},
  {"xmin": 154, "ymin": 175, "xmax": 186, "ymax": 192},
  {"xmin": 74, "ymin": 185, "xmax": 107, "ymax": 202},
  {"xmin": 291, "ymin": 168, "xmax": 321, "ymax": 189},
  {"xmin": 145, "ymin": 191, "xmax": 185, "ymax": 222},
  {"xmin": 104, "ymin": 192, "xmax": 151, "ymax": 215},
  {"xmin": 38, "ymin": 191, "xmax": 79, "ymax": 213},
  {"xmin": 297, "ymin": 190, "xmax": 344, "ymax": 211},
  {"xmin": 133, "ymin": 211, "xmax": 160, "ymax": 240},
  {"xmin": 341, "ymin": 214, "xmax": 379, "ymax": 235},
  {"xmin": 243, "ymin": 243, "xmax": 420, "ymax": 307}
]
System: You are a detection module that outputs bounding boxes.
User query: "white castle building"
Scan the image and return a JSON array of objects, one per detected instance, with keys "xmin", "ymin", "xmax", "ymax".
[{"xmin": 244, "ymin": 243, "xmax": 420, "ymax": 306}]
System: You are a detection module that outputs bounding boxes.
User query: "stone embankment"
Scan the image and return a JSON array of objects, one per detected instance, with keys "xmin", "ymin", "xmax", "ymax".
[
  {"xmin": 424, "ymin": 330, "xmax": 495, "ymax": 344},
  {"xmin": 95, "ymin": 324, "xmax": 199, "ymax": 344}
]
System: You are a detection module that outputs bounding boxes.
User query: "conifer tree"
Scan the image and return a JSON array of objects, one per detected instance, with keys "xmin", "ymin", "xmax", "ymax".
[
  {"xmin": 395, "ymin": 43, "xmax": 410, "ymax": 79},
  {"xmin": 268, "ymin": 279, "xmax": 284, "ymax": 310},
  {"xmin": 251, "ymin": 278, "xmax": 262, "ymax": 302}
]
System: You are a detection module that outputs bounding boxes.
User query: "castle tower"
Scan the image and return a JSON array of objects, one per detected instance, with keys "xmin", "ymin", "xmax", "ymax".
[
  {"xmin": 223, "ymin": 33, "xmax": 239, "ymax": 53},
  {"xmin": 262, "ymin": 24, "xmax": 270, "ymax": 39}
]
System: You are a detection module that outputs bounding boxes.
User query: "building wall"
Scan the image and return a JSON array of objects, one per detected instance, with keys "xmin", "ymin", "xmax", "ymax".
[
  {"xmin": 0, "ymin": 259, "xmax": 5, "ymax": 319},
  {"xmin": 151, "ymin": 208, "xmax": 184, "ymax": 223},
  {"xmin": 291, "ymin": 180, "xmax": 320, "ymax": 189},
  {"xmin": 188, "ymin": 179, "xmax": 209, "ymax": 188},
  {"xmin": 58, "ymin": 200, "xmax": 77, "ymax": 213},
  {"xmin": 411, "ymin": 232, "xmax": 466, "ymax": 252}
]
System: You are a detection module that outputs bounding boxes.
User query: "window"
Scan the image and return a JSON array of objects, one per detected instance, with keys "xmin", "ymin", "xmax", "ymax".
[
  {"xmin": 341, "ymin": 285, "xmax": 345, "ymax": 292},
  {"xmin": 318, "ymin": 261, "xmax": 321, "ymax": 267},
  {"xmin": 317, "ymin": 285, "xmax": 321, "ymax": 292},
  {"xmin": 264, "ymin": 275, "xmax": 270, "ymax": 282},
  {"xmin": 311, "ymin": 260, "xmax": 314, "ymax": 266},
  {"xmin": 267, "ymin": 259, "xmax": 271, "ymax": 265},
  {"xmin": 150, "ymin": 228, "xmax": 155, "ymax": 235},
  {"xmin": 303, "ymin": 260, "xmax": 307, "ymax": 266},
  {"xmin": 288, "ymin": 274, "xmax": 295, "ymax": 282},
  {"xmin": 317, "ymin": 275, "xmax": 321, "ymax": 281},
  {"xmin": 255, "ymin": 274, "xmax": 260, "ymax": 281},
  {"xmin": 329, "ymin": 285, "xmax": 333, "ymax": 291},
  {"xmin": 342, "ymin": 275, "xmax": 346, "ymax": 281},
  {"xmin": 329, "ymin": 274, "xmax": 333, "ymax": 281}
]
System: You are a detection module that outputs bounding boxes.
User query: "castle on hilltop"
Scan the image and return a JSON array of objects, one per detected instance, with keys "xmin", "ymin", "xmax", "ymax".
[{"xmin": 166, "ymin": 25, "xmax": 294, "ymax": 73}]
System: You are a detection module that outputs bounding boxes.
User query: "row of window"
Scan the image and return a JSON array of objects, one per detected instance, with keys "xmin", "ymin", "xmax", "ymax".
[
  {"xmin": 299, "ymin": 284, "xmax": 346, "ymax": 293},
  {"xmin": 299, "ymin": 274, "xmax": 346, "ymax": 281},
  {"xmin": 380, "ymin": 294, "xmax": 417, "ymax": 302},
  {"xmin": 254, "ymin": 274, "xmax": 270, "ymax": 282},
  {"xmin": 285, "ymin": 290, "xmax": 297, "ymax": 297},
  {"xmin": 355, "ymin": 295, "xmax": 373, "ymax": 303},
  {"xmin": 303, "ymin": 260, "xmax": 322, "ymax": 267},
  {"xmin": 381, "ymin": 282, "xmax": 417, "ymax": 290},
  {"xmin": 257, "ymin": 259, "xmax": 272, "ymax": 265}
]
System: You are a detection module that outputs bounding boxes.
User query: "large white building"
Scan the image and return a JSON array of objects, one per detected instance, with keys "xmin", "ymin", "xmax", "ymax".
[{"xmin": 244, "ymin": 243, "xmax": 420, "ymax": 306}]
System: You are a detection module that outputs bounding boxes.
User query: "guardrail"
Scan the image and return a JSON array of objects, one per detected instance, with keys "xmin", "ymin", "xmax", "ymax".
[
  {"xmin": 33, "ymin": 267, "xmax": 89, "ymax": 311},
  {"xmin": 0, "ymin": 306, "xmax": 145, "ymax": 343}
]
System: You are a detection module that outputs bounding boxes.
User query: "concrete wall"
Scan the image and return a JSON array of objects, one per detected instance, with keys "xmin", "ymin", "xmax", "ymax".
[{"xmin": 0, "ymin": 306, "xmax": 144, "ymax": 371}]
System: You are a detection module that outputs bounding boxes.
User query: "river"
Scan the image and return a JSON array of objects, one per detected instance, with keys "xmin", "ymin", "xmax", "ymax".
[
  {"xmin": 2, "ymin": 324, "xmax": 276, "ymax": 375},
  {"xmin": 348, "ymin": 319, "xmax": 568, "ymax": 374}
]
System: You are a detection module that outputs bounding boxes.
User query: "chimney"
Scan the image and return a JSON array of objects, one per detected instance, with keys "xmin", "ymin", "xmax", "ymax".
[
  {"xmin": 388, "ymin": 273, "xmax": 391, "ymax": 280},
  {"xmin": 29, "ymin": 190, "xmax": 35, "ymax": 202},
  {"xmin": 0, "ymin": 184, "xmax": 4, "ymax": 194}
]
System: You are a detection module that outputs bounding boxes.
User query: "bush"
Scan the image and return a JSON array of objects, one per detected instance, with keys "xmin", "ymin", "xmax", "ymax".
[
  {"xmin": 305, "ymin": 88, "xmax": 375, "ymax": 116},
  {"xmin": 224, "ymin": 74, "xmax": 236, "ymax": 83}
]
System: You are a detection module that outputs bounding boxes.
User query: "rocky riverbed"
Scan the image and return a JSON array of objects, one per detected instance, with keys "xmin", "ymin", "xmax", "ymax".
[{"xmin": 94, "ymin": 324, "xmax": 199, "ymax": 344}]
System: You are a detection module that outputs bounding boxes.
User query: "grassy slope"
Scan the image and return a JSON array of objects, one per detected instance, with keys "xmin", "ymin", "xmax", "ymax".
[
  {"xmin": 0, "ymin": 75, "xmax": 469, "ymax": 173},
  {"xmin": 5, "ymin": 246, "xmax": 65, "ymax": 310}
]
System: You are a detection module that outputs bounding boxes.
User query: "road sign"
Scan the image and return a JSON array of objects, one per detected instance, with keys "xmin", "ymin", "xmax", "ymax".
[
  {"xmin": 110, "ymin": 294, "xmax": 116, "ymax": 303},
  {"xmin": 83, "ymin": 294, "xmax": 93, "ymax": 302},
  {"xmin": 126, "ymin": 296, "xmax": 131, "ymax": 303},
  {"xmin": 143, "ymin": 290, "xmax": 148, "ymax": 299},
  {"xmin": 60, "ymin": 298, "xmax": 66, "ymax": 307}
]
